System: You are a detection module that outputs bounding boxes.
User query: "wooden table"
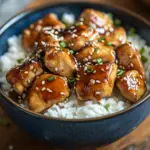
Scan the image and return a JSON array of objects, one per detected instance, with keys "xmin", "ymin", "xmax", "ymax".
[{"xmin": 1, "ymin": 0, "xmax": 150, "ymax": 150}]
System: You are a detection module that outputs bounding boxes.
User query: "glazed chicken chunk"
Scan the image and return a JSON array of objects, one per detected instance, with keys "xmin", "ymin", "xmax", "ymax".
[
  {"xmin": 76, "ymin": 42, "xmax": 115, "ymax": 64},
  {"xmin": 35, "ymin": 28, "xmax": 62, "ymax": 50},
  {"xmin": 62, "ymin": 24, "xmax": 99, "ymax": 51},
  {"xmin": 28, "ymin": 73, "xmax": 69, "ymax": 112},
  {"xmin": 6, "ymin": 60, "xmax": 43, "ymax": 95},
  {"xmin": 80, "ymin": 9, "xmax": 113, "ymax": 34},
  {"xmin": 105, "ymin": 27, "xmax": 127, "ymax": 47},
  {"xmin": 75, "ymin": 63, "xmax": 117, "ymax": 101},
  {"xmin": 22, "ymin": 13, "xmax": 65, "ymax": 52},
  {"xmin": 116, "ymin": 43, "xmax": 145, "ymax": 79},
  {"xmin": 116, "ymin": 70, "xmax": 146, "ymax": 102},
  {"xmin": 44, "ymin": 47, "xmax": 78, "ymax": 77}
]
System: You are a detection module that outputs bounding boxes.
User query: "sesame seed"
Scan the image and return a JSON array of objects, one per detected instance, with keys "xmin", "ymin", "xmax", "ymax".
[
  {"xmin": 95, "ymin": 80, "xmax": 101, "ymax": 83},
  {"xmin": 89, "ymin": 79, "xmax": 95, "ymax": 85},
  {"xmin": 35, "ymin": 87, "xmax": 39, "ymax": 91},
  {"xmin": 42, "ymin": 81, "xmax": 45, "ymax": 85},
  {"xmin": 88, "ymin": 56, "xmax": 91, "ymax": 60},
  {"xmin": 93, "ymin": 70, "xmax": 96, "ymax": 73},
  {"xmin": 33, "ymin": 68, "xmax": 37, "ymax": 73},
  {"xmin": 27, "ymin": 80, "xmax": 31, "ymax": 83},
  {"xmin": 35, "ymin": 25, "xmax": 42, "ymax": 31},
  {"xmin": 95, "ymin": 91, "xmax": 101, "ymax": 95},
  {"xmin": 101, "ymin": 68, "xmax": 105, "ymax": 72},
  {"xmin": 47, "ymin": 88, "xmax": 52, "ymax": 92},
  {"xmin": 83, "ymin": 58, "xmax": 88, "ymax": 62},
  {"xmin": 130, "ymin": 63, "xmax": 134, "ymax": 67},
  {"xmin": 55, "ymin": 68, "xmax": 58, "ymax": 71},
  {"xmin": 24, "ymin": 30, "xmax": 30, "ymax": 36},
  {"xmin": 42, "ymin": 87, "xmax": 46, "ymax": 91},
  {"xmin": 24, "ymin": 71, "xmax": 28, "ymax": 74},
  {"xmin": 60, "ymin": 92, "xmax": 65, "ymax": 95}
]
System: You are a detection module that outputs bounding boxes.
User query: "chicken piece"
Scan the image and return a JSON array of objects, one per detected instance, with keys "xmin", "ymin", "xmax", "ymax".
[
  {"xmin": 76, "ymin": 42, "xmax": 115, "ymax": 64},
  {"xmin": 44, "ymin": 47, "xmax": 78, "ymax": 77},
  {"xmin": 62, "ymin": 24, "xmax": 99, "ymax": 51},
  {"xmin": 35, "ymin": 28, "xmax": 62, "ymax": 51},
  {"xmin": 6, "ymin": 60, "xmax": 43, "ymax": 95},
  {"xmin": 80, "ymin": 9, "xmax": 113, "ymax": 34},
  {"xmin": 75, "ymin": 63, "xmax": 117, "ymax": 101},
  {"xmin": 116, "ymin": 70, "xmax": 146, "ymax": 102},
  {"xmin": 116, "ymin": 43, "xmax": 145, "ymax": 79},
  {"xmin": 28, "ymin": 73, "xmax": 69, "ymax": 112},
  {"xmin": 22, "ymin": 13, "xmax": 65, "ymax": 52},
  {"xmin": 105, "ymin": 27, "xmax": 127, "ymax": 47}
]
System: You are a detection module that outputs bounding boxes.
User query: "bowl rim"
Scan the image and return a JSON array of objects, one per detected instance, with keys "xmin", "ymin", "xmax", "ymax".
[{"xmin": 0, "ymin": 1, "xmax": 150, "ymax": 122}]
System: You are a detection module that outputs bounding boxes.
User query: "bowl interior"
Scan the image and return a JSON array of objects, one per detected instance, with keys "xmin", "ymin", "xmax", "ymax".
[{"xmin": 0, "ymin": 2, "xmax": 150, "ymax": 121}]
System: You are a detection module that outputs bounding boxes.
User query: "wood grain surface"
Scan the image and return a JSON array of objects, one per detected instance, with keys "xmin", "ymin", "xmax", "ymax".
[{"xmin": 1, "ymin": 0, "xmax": 150, "ymax": 150}]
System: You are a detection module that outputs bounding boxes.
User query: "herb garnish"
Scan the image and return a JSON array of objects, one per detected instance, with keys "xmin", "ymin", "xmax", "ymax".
[
  {"xmin": 114, "ymin": 19, "xmax": 121, "ymax": 26},
  {"xmin": 107, "ymin": 13, "xmax": 113, "ymax": 20},
  {"xmin": 106, "ymin": 42, "xmax": 112, "ymax": 46},
  {"xmin": 140, "ymin": 47, "xmax": 145, "ymax": 55},
  {"xmin": 141, "ymin": 55, "xmax": 148, "ymax": 63},
  {"xmin": 47, "ymin": 76, "xmax": 55, "ymax": 81},
  {"xmin": 128, "ymin": 28, "xmax": 136, "ymax": 37},
  {"xmin": 94, "ymin": 47, "xmax": 100, "ymax": 52},
  {"xmin": 17, "ymin": 58, "xmax": 24, "ymax": 64},
  {"xmin": 95, "ymin": 58, "xmax": 102, "ymax": 64},
  {"xmin": 60, "ymin": 41, "xmax": 67, "ymax": 48},
  {"xmin": 68, "ymin": 50, "xmax": 74, "ymax": 54},
  {"xmin": 104, "ymin": 104, "xmax": 110, "ymax": 111},
  {"xmin": 68, "ymin": 77, "xmax": 76, "ymax": 83},
  {"xmin": 98, "ymin": 36, "xmax": 105, "ymax": 42},
  {"xmin": 117, "ymin": 69, "xmax": 124, "ymax": 76},
  {"xmin": 85, "ymin": 66, "xmax": 94, "ymax": 73}
]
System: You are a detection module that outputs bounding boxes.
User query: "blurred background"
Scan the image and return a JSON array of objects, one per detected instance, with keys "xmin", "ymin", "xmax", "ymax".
[
  {"xmin": 1, "ymin": 0, "xmax": 150, "ymax": 26},
  {"xmin": 1, "ymin": 0, "xmax": 150, "ymax": 150}
]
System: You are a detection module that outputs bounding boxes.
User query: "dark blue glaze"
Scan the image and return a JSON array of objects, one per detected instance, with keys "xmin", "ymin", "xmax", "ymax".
[{"xmin": 0, "ymin": 2, "xmax": 150, "ymax": 147}]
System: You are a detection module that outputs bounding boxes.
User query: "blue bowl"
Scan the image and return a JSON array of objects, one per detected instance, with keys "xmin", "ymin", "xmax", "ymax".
[{"xmin": 0, "ymin": 2, "xmax": 150, "ymax": 148}]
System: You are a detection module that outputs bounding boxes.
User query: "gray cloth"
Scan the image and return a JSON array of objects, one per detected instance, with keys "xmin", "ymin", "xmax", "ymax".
[{"xmin": 0, "ymin": 0, "xmax": 31, "ymax": 26}]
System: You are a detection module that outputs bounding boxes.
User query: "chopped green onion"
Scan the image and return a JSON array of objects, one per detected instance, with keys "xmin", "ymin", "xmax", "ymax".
[
  {"xmin": 17, "ymin": 58, "xmax": 24, "ymax": 64},
  {"xmin": 68, "ymin": 77, "xmax": 76, "ymax": 83},
  {"xmin": 60, "ymin": 41, "xmax": 67, "ymax": 48},
  {"xmin": 141, "ymin": 55, "xmax": 148, "ymax": 63},
  {"xmin": 88, "ymin": 26, "xmax": 94, "ymax": 30},
  {"xmin": 117, "ymin": 69, "xmax": 124, "ymax": 76},
  {"xmin": 140, "ymin": 47, "xmax": 145, "ymax": 55},
  {"xmin": 128, "ymin": 28, "xmax": 136, "ymax": 37},
  {"xmin": 104, "ymin": 104, "xmax": 110, "ymax": 111},
  {"xmin": 98, "ymin": 36, "xmax": 105, "ymax": 42},
  {"xmin": 75, "ymin": 22, "xmax": 81, "ymax": 26},
  {"xmin": 47, "ymin": 76, "xmax": 55, "ymax": 81},
  {"xmin": 94, "ymin": 47, "xmax": 100, "ymax": 52},
  {"xmin": 86, "ymin": 66, "xmax": 94, "ymax": 73},
  {"xmin": 114, "ymin": 19, "xmax": 121, "ymax": 26},
  {"xmin": 68, "ymin": 50, "xmax": 74, "ymax": 54},
  {"xmin": 107, "ymin": 13, "xmax": 113, "ymax": 20},
  {"xmin": 0, "ymin": 118, "xmax": 10, "ymax": 127},
  {"xmin": 95, "ymin": 58, "xmax": 102, "ymax": 64},
  {"xmin": 106, "ymin": 42, "xmax": 112, "ymax": 46},
  {"xmin": 58, "ymin": 47, "xmax": 63, "ymax": 52}
]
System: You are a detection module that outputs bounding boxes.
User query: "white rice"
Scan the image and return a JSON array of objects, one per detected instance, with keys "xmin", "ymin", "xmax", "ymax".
[
  {"xmin": 0, "ymin": 36, "xmax": 26, "ymax": 93},
  {"xmin": 0, "ymin": 16, "xmax": 150, "ymax": 119},
  {"xmin": 62, "ymin": 13, "xmax": 75, "ymax": 25}
]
